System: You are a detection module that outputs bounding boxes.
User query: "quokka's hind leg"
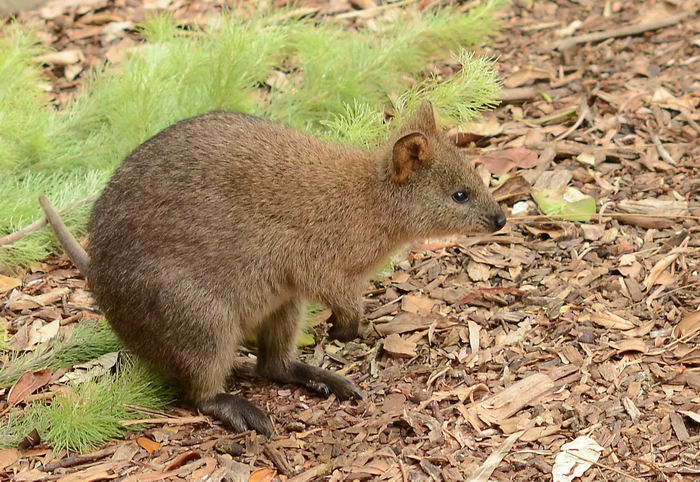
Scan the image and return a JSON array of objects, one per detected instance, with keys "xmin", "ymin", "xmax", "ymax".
[
  {"xmin": 255, "ymin": 299, "xmax": 363, "ymax": 400},
  {"xmin": 197, "ymin": 392, "xmax": 273, "ymax": 437},
  {"xmin": 160, "ymin": 318, "xmax": 274, "ymax": 436}
]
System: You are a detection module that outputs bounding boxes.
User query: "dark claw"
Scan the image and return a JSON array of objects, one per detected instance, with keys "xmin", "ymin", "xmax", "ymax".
[
  {"xmin": 349, "ymin": 387, "xmax": 364, "ymax": 400},
  {"xmin": 199, "ymin": 393, "xmax": 274, "ymax": 438},
  {"xmin": 306, "ymin": 380, "xmax": 331, "ymax": 397},
  {"xmin": 277, "ymin": 361, "xmax": 363, "ymax": 401}
]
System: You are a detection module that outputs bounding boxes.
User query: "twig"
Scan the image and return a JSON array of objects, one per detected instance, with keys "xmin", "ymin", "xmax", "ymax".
[
  {"xmin": 42, "ymin": 446, "xmax": 118, "ymax": 471},
  {"xmin": 263, "ymin": 445, "xmax": 294, "ymax": 476},
  {"xmin": 287, "ymin": 462, "xmax": 331, "ymax": 482},
  {"xmin": 334, "ymin": 0, "xmax": 418, "ymax": 19},
  {"xmin": 681, "ymin": 109, "xmax": 700, "ymax": 136},
  {"xmin": 466, "ymin": 430, "xmax": 525, "ymax": 482},
  {"xmin": 648, "ymin": 126, "xmax": 677, "ymax": 165},
  {"xmin": 553, "ymin": 99, "xmax": 590, "ymax": 141},
  {"xmin": 0, "ymin": 196, "xmax": 94, "ymax": 247},
  {"xmin": 122, "ymin": 404, "xmax": 172, "ymax": 418},
  {"xmin": 568, "ymin": 451, "xmax": 643, "ymax": 482},
  {"xmin": 631, "ymin": 458, "xmax": 670, "ymax": 481},
  {"xmin": 398, "ymin": 458, "xmax": 409, "ymax": 482},
  {"xmin": 548, "ymin": 12, "xmax": 690, "ymax": 51},
  {"xmin": 499, "ymin": 87, "xmax": 550, "ymax": 103},
  {"xmin": 524, "ymin": 140, "xmax": 639, "ymax": 160},
  {"xmin": 0, "ymin": 217, "xmax": 48, "ymax": 247},
  {"xmin": 119, "ymin": 415, "xmax": 210, "ymax": 427}
]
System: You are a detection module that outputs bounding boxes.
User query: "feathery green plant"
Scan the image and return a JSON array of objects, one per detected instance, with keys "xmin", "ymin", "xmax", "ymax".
[
  {"xmin": 0, "ymin": 319, "xmax": 120, "ymax": 386},
  {"xmin": 0, "ymin": 1, "xmax": 504, "ymax": 270},
  {"xmin": 0, "ymin": 358, "xmax": 175, "ymax": 453}
]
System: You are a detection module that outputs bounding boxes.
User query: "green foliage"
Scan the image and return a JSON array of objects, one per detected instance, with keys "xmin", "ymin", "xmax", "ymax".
[
  {"xmin": 0, "ymin": 2, "xmax": 504, "ymax": 271},
  {"xmin": 0, "ymin": 319, "xmax": 120, "ymax": 386},
  {"xmin": 0, "ymin": 24, "xmax": 50, "ymax": 176},
  {"xmin": 0, "ymin": 358, "xmax": 175, "ymax": 453}
]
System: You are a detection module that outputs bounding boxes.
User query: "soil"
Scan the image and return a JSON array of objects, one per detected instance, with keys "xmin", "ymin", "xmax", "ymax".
[{"xmin": 1, "ymin": 0, "xmax": 699, "ymax": 480}]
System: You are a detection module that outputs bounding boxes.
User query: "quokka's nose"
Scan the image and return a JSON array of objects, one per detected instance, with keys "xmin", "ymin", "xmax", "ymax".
[{"xmin": 493, "ymin": 210, "xmax": 507, "ymax": 231}]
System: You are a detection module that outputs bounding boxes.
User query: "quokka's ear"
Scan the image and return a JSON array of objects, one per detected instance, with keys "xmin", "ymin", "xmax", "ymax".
[{"xmin": 392, "ymin": 132, "xmax": 433, "ymax": 183}]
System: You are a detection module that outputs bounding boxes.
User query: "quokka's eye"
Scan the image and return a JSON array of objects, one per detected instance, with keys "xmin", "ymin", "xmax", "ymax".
[{"xmin": 451, "ymin": 190, "xmax": 470, "ymax": 203}]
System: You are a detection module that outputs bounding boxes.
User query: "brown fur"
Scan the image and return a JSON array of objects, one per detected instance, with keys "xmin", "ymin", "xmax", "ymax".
[{"xmin": 46, "ymin": 102, "xmax": 505, "ymax": 435}]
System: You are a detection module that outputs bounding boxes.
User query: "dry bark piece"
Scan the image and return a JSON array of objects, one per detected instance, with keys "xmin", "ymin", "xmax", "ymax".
[
  {"xmin": 472, "ymin": 373, "xmax": 555, "ymax": 426},
  {"xmin": 548, "ymin": 12, "xmax": 690, "ymax": 50},
  {"xmin": 669, "ymin": 412, "xmax": 690, "ymax": 442},
  {"xmin": 382, "ymin": 333, "xmax": 417, "ymax": 358}
]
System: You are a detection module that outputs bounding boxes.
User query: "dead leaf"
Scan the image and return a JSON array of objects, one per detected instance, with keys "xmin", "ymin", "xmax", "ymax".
[
  {"xmin": 466, "ymin": 260, "xmax": 491, "ymax": 281},
  {"xmin": 589, "ymin": 311, "xmax": 636, "ymax": 330},
  {"xmin": 672, "ymin": 311, "xmax": 700, "ymax": 339},
  {"xmin": 191, "ymin": 456, "xmax": 216, "ymax": 479},
  {"xmin": 381, "ymin": 393, "xmax": 406, "ymax": 413},
  {"xmin": 0, "ymin": 275, "xmax": 21, "ymax": 293},
  {"xmin": 8, "ymin": 287, "xmax": 70, "ymax": 311},
  {"xmin": 401, "ymin": 295, "xmax": 437, "ymax": 315},
  {"xmin": 374, "ymin": 312, "xmax": 437, "ymax": 336},
  {"xmin": 679, "ymin": 410, "xmax": 700, "ymax": 425},
  {"xmin": 623, "ymin": 320, "xmax": 655, "ymax": 338},
  {"xmin": 57, "ymin": 462, "xmax": 120, "ymax": 482},
  {"xmin": 478, "ymin": 147, "xmax": 538, "ymax": 174},
  {"xmin": 383, "ymin": 334, "xmax": 417, "ymax": 358},
  {"xmin": 644, "ymin": 250, "xmax": 681, "ymax": 291},
  {"xmin": 6, "ymin": 369, "xmax": 52, "ymax": 407},
  {"xmin": 466, "ymin": 430, "xmax": 525, "ymax": 482},
  {"xmin": 492, "ymin": 175, "xmax": 531, "ymax": 202},
  {"xmin": 35, "ymin": 49, "xmax": 84, "ymax": 66},
  {"xmin": 27, "ymin": 319, "xmax": 60, "ymax": 347},
  {"xmin": 460, "ymin": 116, "xmax": 503, "ymax": 137},
  {"xmin": 249, "ymin": 467, "xmax": 276, "ymax": 482},
  {"xmin": 610, "ymin": 338, "xmax": 648, "ymax": 354},
  {"xmin": 0, "ymin": 448, "xmax": 19, "ymax": 471},
  {"xmin": 580, "ymin": 224, "xmax": 605, "ymax": 241},
  {"xmin": 504, "ymin": 67, "xmax": 550, "ymax": 88},
  {"xmin": 136, "ymin": 437, "xmax": 161, "ymax": 453},
  {"xmin": 163, "ymin": 450, "xmax": 201, "ymax": 471},
  {"xmin": 59, "ymin": 352, "xmax": 119, "ymax": 384},
  {"xmin": 552, "ymin": 436, "xmax": 603, "ymax": 482}
]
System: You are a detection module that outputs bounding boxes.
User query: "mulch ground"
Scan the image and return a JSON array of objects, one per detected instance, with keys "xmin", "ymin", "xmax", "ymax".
[{"xmin": 2, "ymin": 0, "xmax": 700, "ymax": 480}]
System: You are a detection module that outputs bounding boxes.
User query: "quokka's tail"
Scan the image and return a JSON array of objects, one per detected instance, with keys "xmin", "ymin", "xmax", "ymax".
[{"xmin": 38, "ymin": 195, "xmax": 91, "ymax": 274}]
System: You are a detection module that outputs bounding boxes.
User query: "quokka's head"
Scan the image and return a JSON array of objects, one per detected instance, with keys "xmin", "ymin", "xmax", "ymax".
[{"xmin": 383, "ymin": 101, "xmax": 506, "ymax": 237}]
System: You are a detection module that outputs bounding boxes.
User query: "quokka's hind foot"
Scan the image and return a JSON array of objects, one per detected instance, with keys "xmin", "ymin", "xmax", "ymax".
[
  {"xmin": 198, "ymin": 393, "xmax": 274, "ymax": 437},
  {"xmin": 261, "ymin": 360, "xmax": 363, "ymax": 400}
]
